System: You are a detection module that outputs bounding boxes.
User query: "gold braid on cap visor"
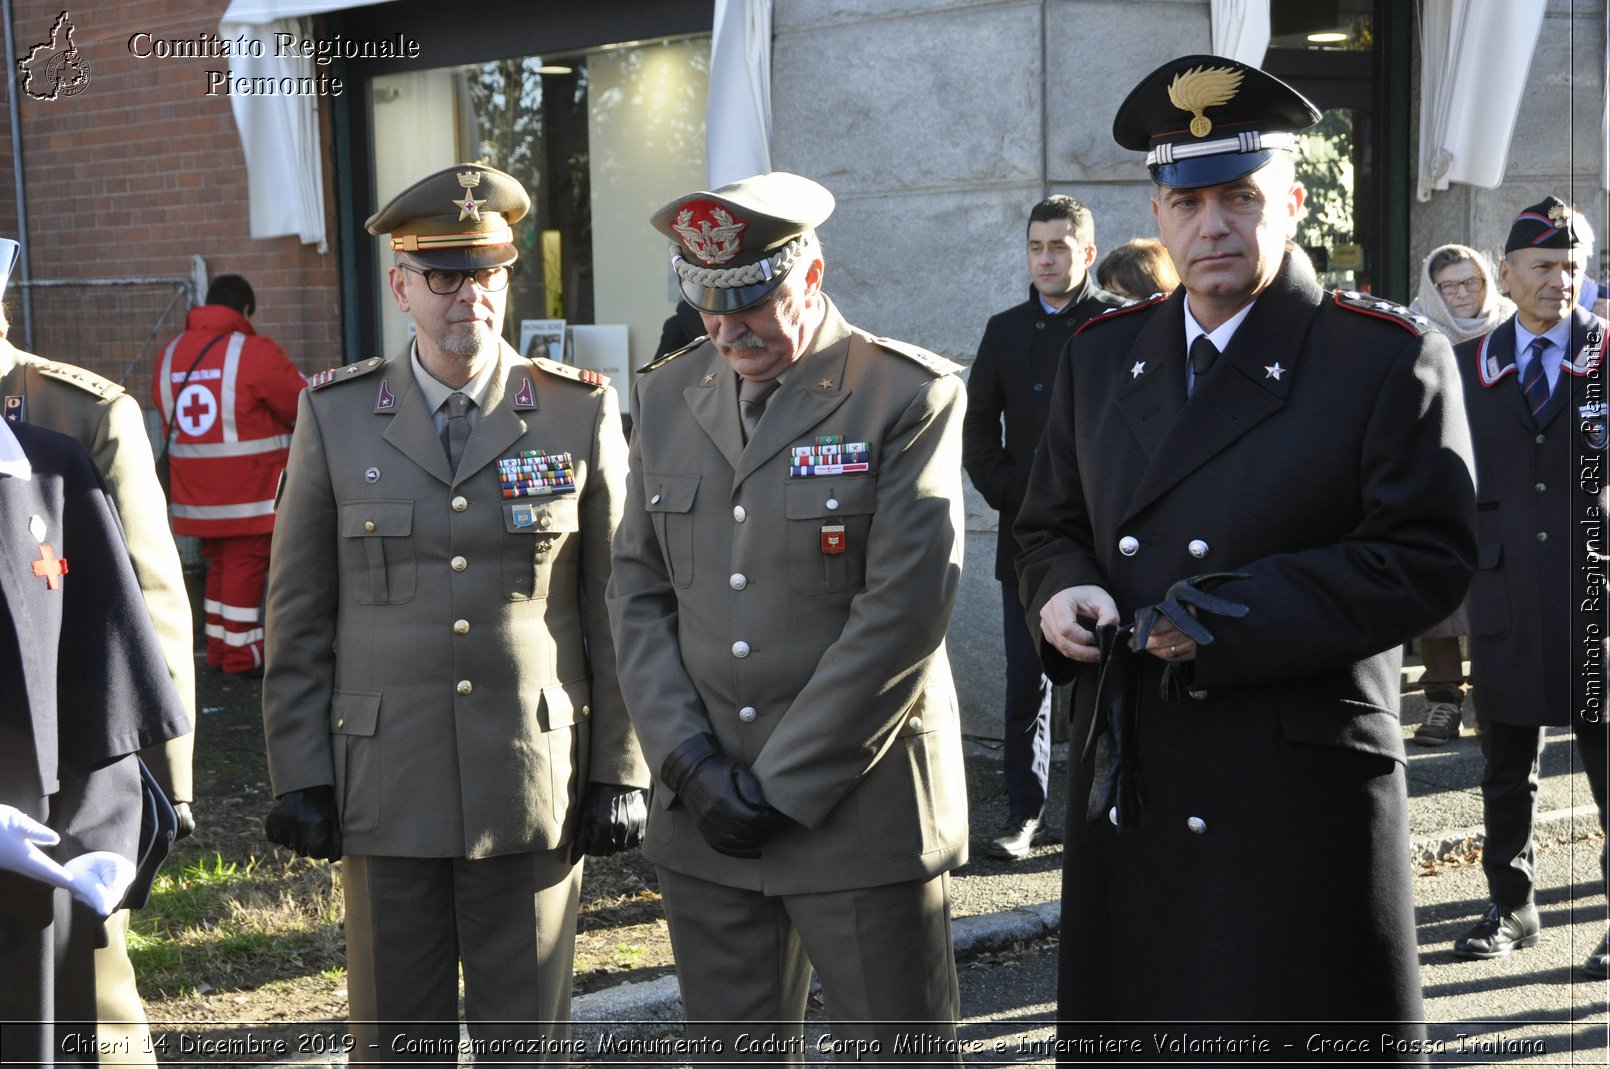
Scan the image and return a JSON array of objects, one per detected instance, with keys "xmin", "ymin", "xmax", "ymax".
[
  {"xmin": 672, "ymin": 236, "xmax": 807, "ymax": 289},
  {"xmin": 391, "ymin": 224, "xmax": 514, "ymax": 252}
]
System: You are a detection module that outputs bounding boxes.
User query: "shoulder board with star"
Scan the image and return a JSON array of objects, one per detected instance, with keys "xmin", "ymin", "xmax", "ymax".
[
  {"xmin": 870, "ymin": 336, "xmax": 961, "ymax": 376},
  {"xmin": 530, "ymin": 355, "xmax": 609, "ymax": 389},
  {"xmin": 33, "ymin": 359, "xmax": 125, "ymax": 401},
  {"xmin": 638, "ymin": 336, "xmax": 708, "ymax": 375},
  {"xmin": 1332, "ymin": 291, "xmax": 1432, "ymax": 336},
  {"xmin": 308, "ymin": 356, "xmax": 385, "ymax": 391},
  {"xmin": 1074, "ymin": 292, "xmax": 1169, "ymax": 336}
]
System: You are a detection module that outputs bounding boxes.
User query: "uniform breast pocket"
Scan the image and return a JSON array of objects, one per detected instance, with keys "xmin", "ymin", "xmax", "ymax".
[
  {"xmin": 340, "ymin": 501, "xmax": 416, "ymax": 605},
  {"xmin": 785, "ymin": 477, "xmax": 876, "ymax": 595},
  {"xmin": 645, "ymin": 473, "xmax": 700, "ymax": 589},
  {"xmin": 502, "ymin": 497, "xmax": 579, "ymax": 600}
]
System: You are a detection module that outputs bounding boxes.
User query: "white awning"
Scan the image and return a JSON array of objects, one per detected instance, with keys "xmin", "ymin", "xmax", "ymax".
[
  {"xmin": 1210, "ymin": 0, "xmax": 1271, "ymax": 67},
  {"xmin": 1416, "ymin": 0, "xmax": 1547, "ymax": 201},
  {"xmin": 706, "ymin": 0, "xmax": 772, "ymax": 186}
]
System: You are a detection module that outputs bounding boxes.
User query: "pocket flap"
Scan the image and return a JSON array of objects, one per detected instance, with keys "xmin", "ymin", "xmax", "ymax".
[
  {"xmin": 1476, "ymin": 542, "xmax": 1503, "ymax": 570},
  {"xmin": 645, "ymin": 473, "xmax": 700, "ymax": 514},
  {"xmin": 540, "ymin": 679, "xmax": 592, "ymax": 731},
  {"xmin": 340, "ymin": 500, "xmax": 414, "ymax": 538},
  {"xmin": 331, "ymin": 691, "xmax": 381, "ymax": 736},
  {"xmin": 785, "ymin": 476, "xmax": 877, "ymax": 519},
  {"xmin": 503, "ymin": 496, "xmax": 579, "ymax": 534}
]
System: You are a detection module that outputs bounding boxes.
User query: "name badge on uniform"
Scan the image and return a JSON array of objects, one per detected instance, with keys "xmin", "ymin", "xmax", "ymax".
[
  {"xmin": 821, "ymin": 522, "xmax": 846, "ymax": 555},
  {"xmin": 511, "ymin": 503, "xmax": 537, "ymax": 528}
]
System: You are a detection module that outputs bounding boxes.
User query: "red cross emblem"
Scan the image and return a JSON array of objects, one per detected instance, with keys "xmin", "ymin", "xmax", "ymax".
[{"xmin": 31, "ymin": 543, "xmax": 68, "ymax": 590}]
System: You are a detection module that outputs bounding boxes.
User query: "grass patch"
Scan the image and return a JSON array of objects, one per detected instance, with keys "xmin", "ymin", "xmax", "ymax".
[{"xmin": 130, "ymin": 851, "xmax": 346, "ymax": 998}]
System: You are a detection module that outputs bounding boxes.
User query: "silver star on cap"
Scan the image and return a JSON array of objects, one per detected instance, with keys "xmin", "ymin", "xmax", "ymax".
[
  {"xmin": 1130, "ymin": 361, "xmax": 1146, "ymax": 379},
  {"xmin": 1265, "ymin": 363, "xmax": 1286, "ymax": 381}
]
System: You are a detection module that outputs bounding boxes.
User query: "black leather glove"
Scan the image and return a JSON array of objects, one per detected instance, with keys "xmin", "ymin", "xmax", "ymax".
[
  {"xmin": 1130, "ymin": 572, "xmax": 1252, "ymax": 651},
  {"xmin": 173, "ymin": 802, "xmax": 197, "ymax": 841},
  {"xmin": 569, "ymin": 783, "xmax": 648, "ymax": 862},
  {"xmin": 661, "ymin": 734, "xmax": 784, "ymax": 858},
  {"xmin": 264, "ymin": 786, "xmax": 342, "ymax": 861}
]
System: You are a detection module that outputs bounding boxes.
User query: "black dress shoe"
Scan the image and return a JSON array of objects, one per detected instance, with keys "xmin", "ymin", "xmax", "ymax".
[
  {"xmin": 1453, "ymin": 902, "xmax": 1540, "ymax": 959},
  {"xmin": 984, "ymin": 816, "xmax": 1042, "ymax": 861},
  {"xmin": 1585, "ymin": 931, "xmax": 1609, "ymax": 978}
]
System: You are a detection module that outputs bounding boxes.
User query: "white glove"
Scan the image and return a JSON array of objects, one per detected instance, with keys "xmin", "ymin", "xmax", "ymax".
[
  {"xmin": 0, "ymin": 803, "xmax": 74, "ymax": 890},
  {"xmin": 62, "ymin": 851, "xmax": 137, "ymax": 916},
  {"xmin": 0, "ymin": 804, "xmax": 137, "ymax": 915}
]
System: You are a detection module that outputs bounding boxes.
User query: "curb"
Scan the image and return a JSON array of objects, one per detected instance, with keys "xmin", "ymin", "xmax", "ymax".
[{"xmin": 568, "ymin": 805, "xmax": 1606, "ymax": 1044}]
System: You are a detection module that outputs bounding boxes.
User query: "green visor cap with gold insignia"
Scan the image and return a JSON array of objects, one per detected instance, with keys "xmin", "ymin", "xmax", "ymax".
[
  {"xmin": 650, "ymin": 172, "xmax": 835, "ymax": 315},
  {"xmin": 1113, "ymin": 55, "xmax": 1320, "ymax": 190},
  {"xmin": 366, "ymin": 163, "xmax": 530, "ymax": 270}
]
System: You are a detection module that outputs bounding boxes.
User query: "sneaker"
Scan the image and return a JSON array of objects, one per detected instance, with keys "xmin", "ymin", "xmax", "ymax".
[
  {"xmin": 1453, "ymin": 902, "xmax": 1540, "ymax": 959},
  {"xmin": 984, "ymin": 816, "xmax": 1043, "ymax": 861},
  {"xmin": 1413, "ymin": 701, "xmax": 1463, "ymax": 746}
]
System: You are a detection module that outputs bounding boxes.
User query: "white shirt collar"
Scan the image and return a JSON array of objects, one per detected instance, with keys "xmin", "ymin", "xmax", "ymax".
[
  {"xmin": 1183, "ymin": 298, "xmax": 1257, "ymax": 352},
  {"xmin": 0, "ymin": 418, "xmax": 32, "ymax": 481}
]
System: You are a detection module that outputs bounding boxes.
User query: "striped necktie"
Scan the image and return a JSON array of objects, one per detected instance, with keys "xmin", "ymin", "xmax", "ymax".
[{"xmin": 1519, "ymin": 337, "xmax": 1551, "ymax": 423}]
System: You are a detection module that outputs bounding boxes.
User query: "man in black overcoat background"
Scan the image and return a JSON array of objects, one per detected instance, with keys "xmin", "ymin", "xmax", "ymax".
[
  {"xmin": 963, "ymin": 196, "xmax": 1123, "ymax": 860},
  {"xmin": 1014, "ymin": 56, "xmax": 1476, "ymax": 1059},
  {"xmin": 1449, "ymin": 196, "xmax": 1608, "ymax": 976}
]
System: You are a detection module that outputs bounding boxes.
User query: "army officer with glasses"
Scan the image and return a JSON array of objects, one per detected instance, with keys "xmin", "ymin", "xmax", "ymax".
[{"xmin": 261, "ymin": 163, "xmax": 647, "ymax": 1065}]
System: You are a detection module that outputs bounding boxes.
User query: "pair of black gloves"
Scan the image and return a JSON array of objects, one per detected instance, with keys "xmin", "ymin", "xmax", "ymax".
[{"xmin": 264, "ymin": 783, "xmax": 649, "ymax": 863}]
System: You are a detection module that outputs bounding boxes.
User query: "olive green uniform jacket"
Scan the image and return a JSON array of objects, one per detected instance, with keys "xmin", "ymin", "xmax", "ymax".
[
  {"xmin": 262, "ymin": 342, "xmax": 646, "ymax": 858},
  {"xmin": 607, "ymin": 299, "xmax": 969, "ymax": 894}
]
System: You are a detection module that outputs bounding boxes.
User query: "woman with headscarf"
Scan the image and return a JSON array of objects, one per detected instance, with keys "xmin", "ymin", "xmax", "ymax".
[{"xmin": 1406, "ymin": 243, "xmax": 1512, "ymax": 746}]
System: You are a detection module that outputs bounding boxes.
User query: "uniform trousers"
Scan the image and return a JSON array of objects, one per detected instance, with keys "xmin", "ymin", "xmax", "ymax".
[
  {"xmin": 94, "ymin": 908, "xmax": 156, "ymax": 1066},
  {"xmin": 341, "ymin": 850, "xmax": 582, "ymax": 1067},
  {"xmin": 1000, "ymin": 583, "xmax": 1052, "ymax": 821},
  {"xmin": 656, "ymin": 867, "xmax": 961, "ymax": 1066},
  {"xmin": 1481, "ymin": 718, "xmax": 1608, "ymax": 909},
  {"xmin": 201, "ymin": 534, "xmax": 271, "ymax": 675}
]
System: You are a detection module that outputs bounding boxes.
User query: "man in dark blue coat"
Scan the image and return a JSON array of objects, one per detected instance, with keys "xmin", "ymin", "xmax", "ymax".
[
  {"xmin": 1449, "ymin": 196, "xmax": 1608, "ymax": 976},
  {"xmin": 963, "ymin": 196, "xmax": 1123, "ymax": 859},
  {"xmin": 1015, "ymin": 56, "xmax": 1475, "ymax": 1058}
]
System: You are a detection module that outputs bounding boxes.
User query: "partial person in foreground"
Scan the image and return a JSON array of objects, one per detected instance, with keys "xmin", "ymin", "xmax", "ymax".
[
  {"xmin": 1094, "ymin": 236, "xmax": 1180, "ymax": 301},
  {"xmin": 1014, "ymin": 56, "xmax": 1475, "ymax": 1059},
  {"xmin": 0, "ymin": 417, "xmax": 190, "ymax": 1066},
  {"xmin": 1, "ymin": 235, "xmax": 196, "ymax": 1066},
  {"xmin": 609, "ymin": 171, "xmax": 969, "ymax": 1063},
  {"xmin": 261, "ymin": 163, "xmax": 647, "ymax": 1065},
  {"xmin": 1447, "ymin": 196, "xmax": 1607, "ymax": 977}
]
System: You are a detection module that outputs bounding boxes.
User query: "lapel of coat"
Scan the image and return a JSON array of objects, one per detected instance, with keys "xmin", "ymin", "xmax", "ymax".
[
  {"xmin": 1542, "ymin": 307, "xmax": 1605, "ymax": 431},
  {"xmin": 0, "ymin": 465, "xmax": 56, "ymax": 749},
  {"xmin": 683, "ymin": 350, "xmax": 747, "ymax": 473},
  {"xmin": 381, "ymin": 347, "xmax": 455, "ymax": 486},
  {"xmin": 1120, "ymin": 254, "xmax": 1315, "ymax": 523},
  {"xmin": 452, "ymin": 342, "xmax": 528, "ymax": 484},
  {"xmin": 1475, "ymin": 319, "xmax": 1539, "ymax": 433},
  {"xmin": 733, "ymin": 305, "xmax": 855, "ymax": 488},
  {"xmin": 1114, "ymin": 293, "xmax": 1188, "ymax": 459}
]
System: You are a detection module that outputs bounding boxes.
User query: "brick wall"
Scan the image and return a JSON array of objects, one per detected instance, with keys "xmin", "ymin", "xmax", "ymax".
[{"xmin": 0, "ymin": 0, "xmax": 344, "ymax": 387}]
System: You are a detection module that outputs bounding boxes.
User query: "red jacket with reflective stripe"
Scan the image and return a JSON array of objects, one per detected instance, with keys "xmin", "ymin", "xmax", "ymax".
[{"xmin": 153, "ymin": 305, "xmax": 306, "ymax": 537}]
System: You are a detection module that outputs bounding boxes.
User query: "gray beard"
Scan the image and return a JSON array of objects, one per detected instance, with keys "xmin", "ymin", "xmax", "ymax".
[{"xmin": 437, "ymin": 321, "xmax": 497, "ymax": 360}]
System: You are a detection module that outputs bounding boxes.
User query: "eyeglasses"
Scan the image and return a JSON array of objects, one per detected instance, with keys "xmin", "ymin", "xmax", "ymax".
[
  {"xmin": 1435, "ymin": 278, "xmax": 1484, "ymax": 296},
  {"xmin": 399, "ymin": 263, "xmax": 511, "ymax": 295}
]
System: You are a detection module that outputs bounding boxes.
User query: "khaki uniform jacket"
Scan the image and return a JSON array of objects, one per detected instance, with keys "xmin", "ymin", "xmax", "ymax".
[
  {"xmin": 607, "ymin": 299, "xmax": 969, "ymax": 895},
  {"xmin": 262, "ymin": 341, "xmax": 646, "ymax": 859},
  {"xmin": 0, "ymin": 339, "xmax": 196, "ymax": 803}
]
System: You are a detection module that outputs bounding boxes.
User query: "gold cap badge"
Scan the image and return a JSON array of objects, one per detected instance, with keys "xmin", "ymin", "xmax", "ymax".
[{"xmin": 1167, "ymin": 65, "xmax": 1244, "ymax": 138}]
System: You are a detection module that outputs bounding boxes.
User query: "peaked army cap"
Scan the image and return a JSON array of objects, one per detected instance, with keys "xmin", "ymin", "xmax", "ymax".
[{"xmin": 367, "ymin": 163, "xmax": 530, "ymax": 271}]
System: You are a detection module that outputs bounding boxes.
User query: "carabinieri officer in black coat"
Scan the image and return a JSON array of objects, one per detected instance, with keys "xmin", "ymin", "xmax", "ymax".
[{"xmin": 1014, "ymin": 56, "xmax": 1476, "ymax": 1061}]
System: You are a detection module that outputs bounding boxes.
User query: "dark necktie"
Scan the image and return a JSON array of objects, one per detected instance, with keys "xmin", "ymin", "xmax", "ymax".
[
  {"xmin": 738, "ymin": 377, "xmax": 780, "ymax": 443},
  {"xmin": 443, "ymin": 391, "xmax": 472, "ymax": 472},
  {"xmin": 1520, "ymin": 337, "xmax": 1552, "ymax": 423},
  {"xmin": 1188, "ymin": 336, "xmax": 1219, "ymax": 397}
]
